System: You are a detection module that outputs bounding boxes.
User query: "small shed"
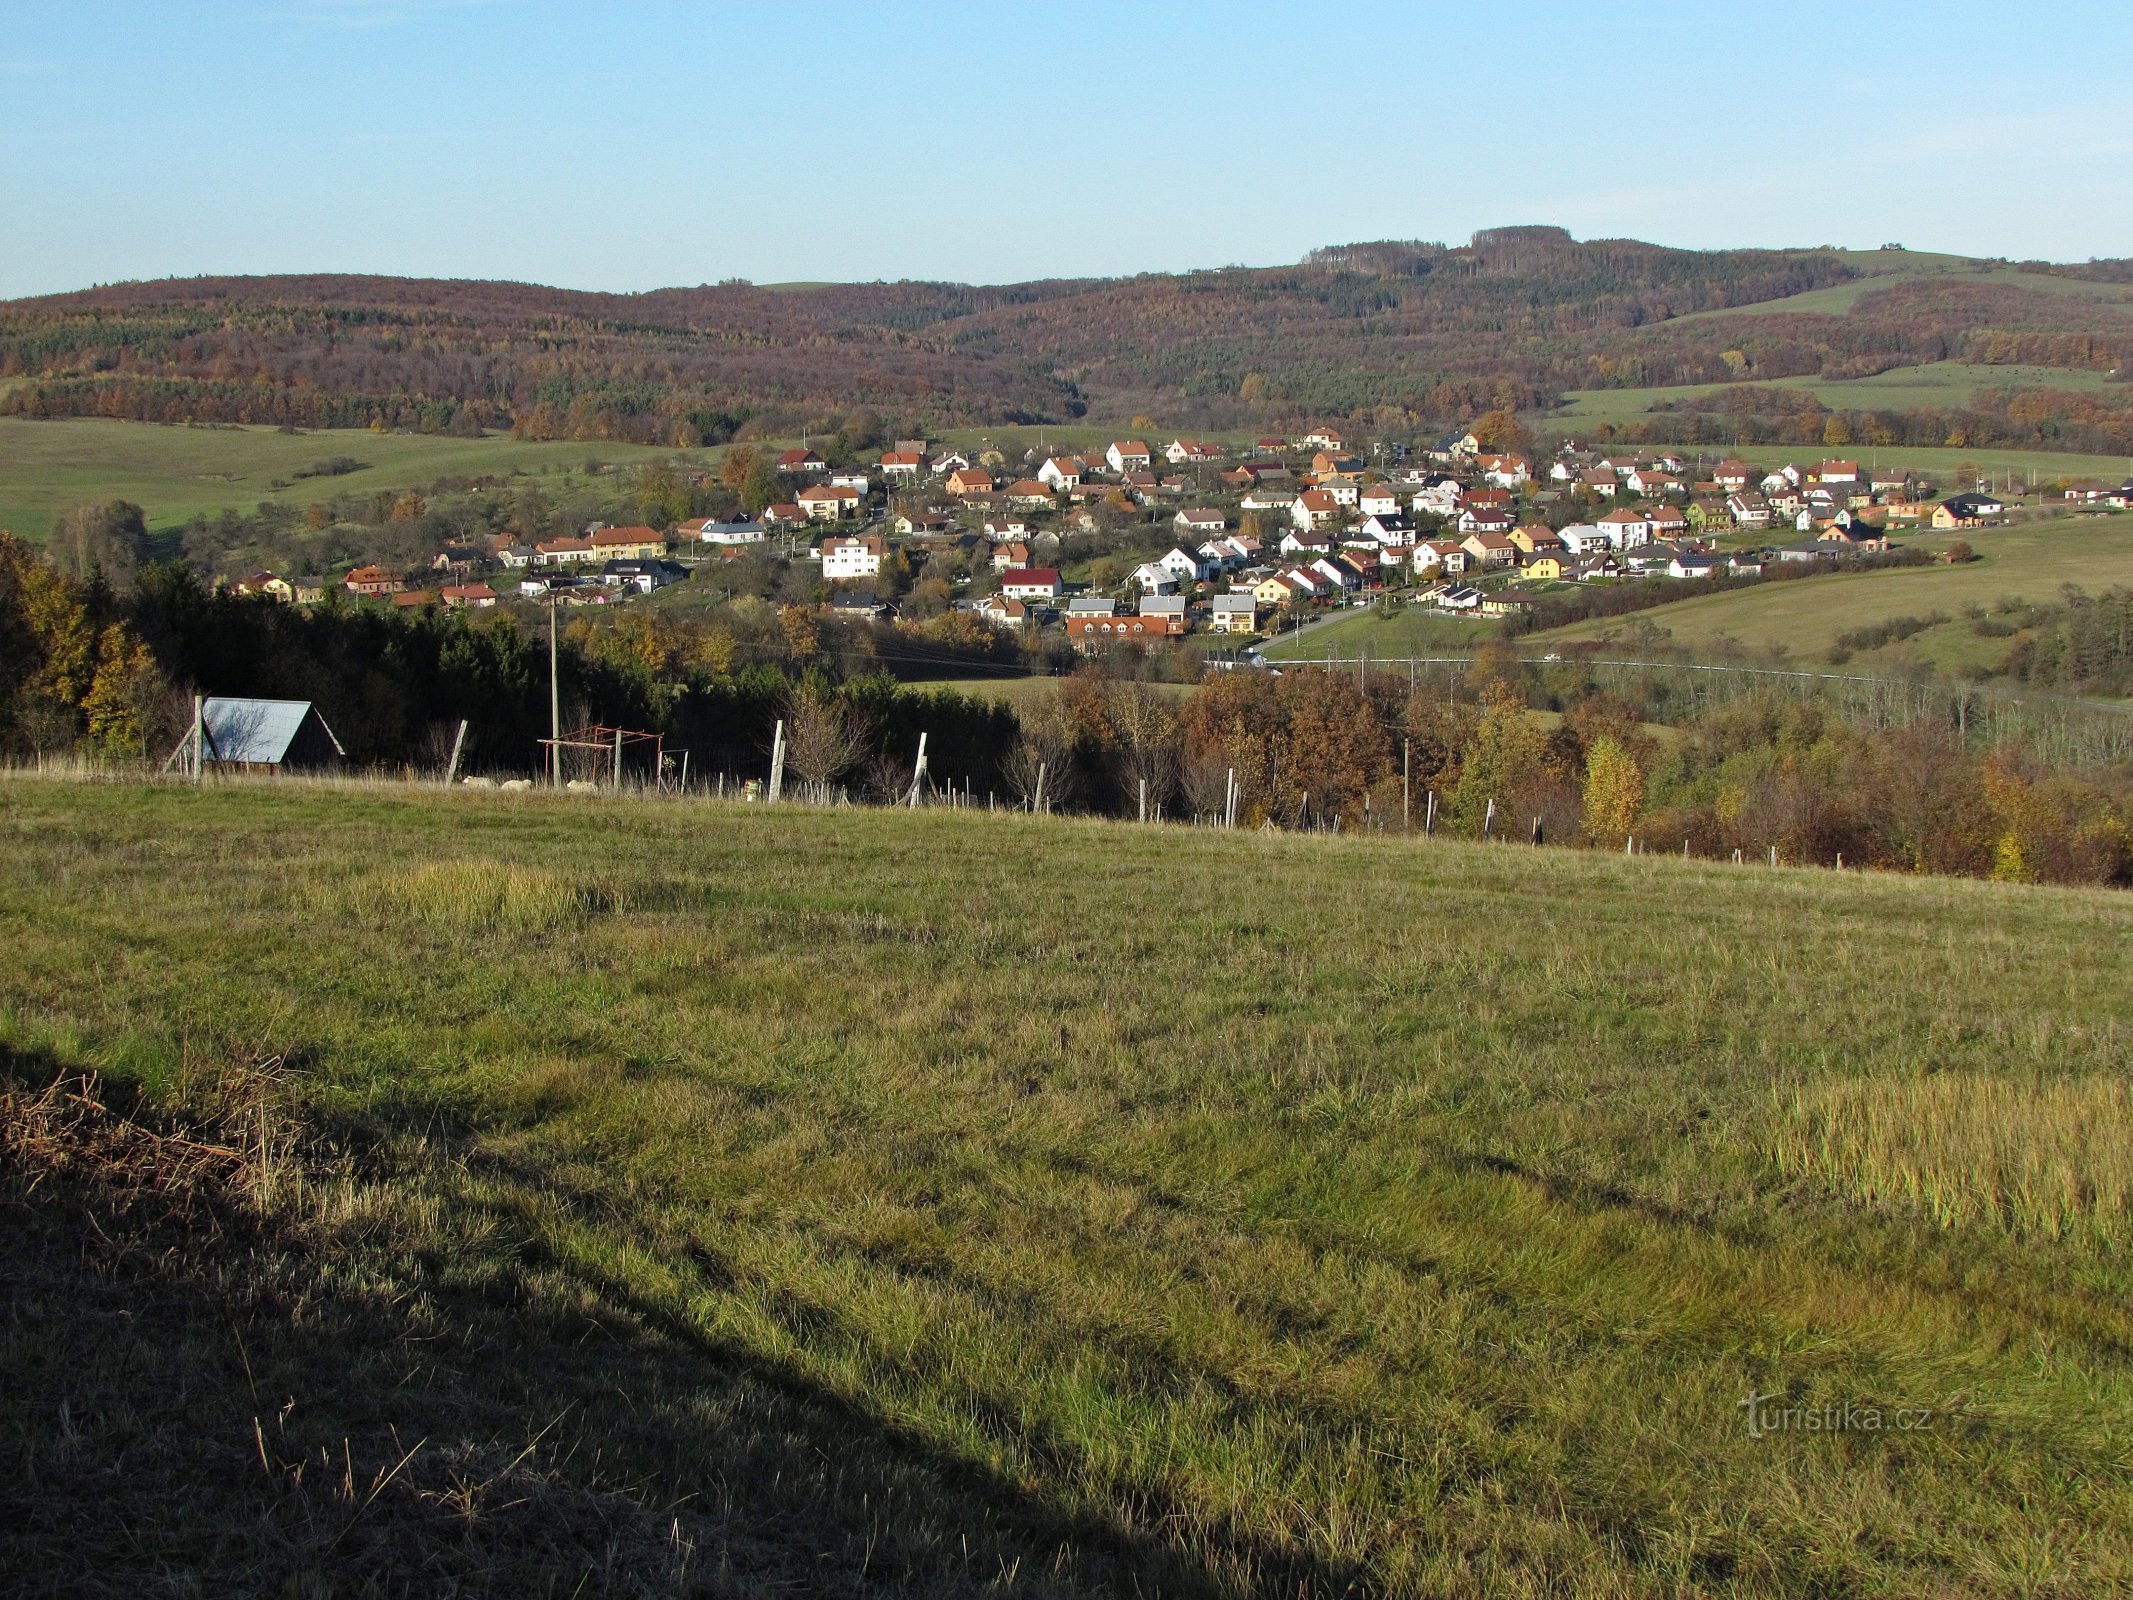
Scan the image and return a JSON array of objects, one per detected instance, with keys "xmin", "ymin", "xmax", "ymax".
[{"xmin": 195, "ymin": 698, "xmax": 345, "ymax": 773}]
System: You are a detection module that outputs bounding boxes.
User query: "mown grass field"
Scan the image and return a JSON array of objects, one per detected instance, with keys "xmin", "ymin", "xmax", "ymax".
[
  {"xmin": 1259, "ymin": 607, "xmax": 1499, "ymax": 663},
  {"xmin": 0, "ymin": 418, "xmax": 731, "ymax": 545},
  {"xmin": 3, "ymin": 777, "xmax": 2130, "ymax": 1597},
  {"xmin": 1533, "ymin": 513, "xmax": 2133, "ymax": 659}
]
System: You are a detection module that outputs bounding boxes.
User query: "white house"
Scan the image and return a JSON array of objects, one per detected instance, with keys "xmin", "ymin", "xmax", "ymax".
[
  {"xmin": 1000, "ymin": 566, "xmax": 1063, "ymax": 600},
  {"xmin": 1358, "ymin": 486, "xmax": 1402, "ymax": 517},
  {"xmin": 819, "ymin": 535, "xmax": 884, "ymax": 579},
  {"xmin": 1292, "ymin": 488, "xmax": 1342, "ymax": 530},
  {"xmin": 1556, "ymin": 523, "xmax": 1613, "ymax": 555},
  {"xmin": 1105, "ymin": 440, "xmax": 1153, "ymax": 473},
  {"xmin": 681, "ymin": 517, "xmax": 767, "ymax": 546},
  {"xmin": 1037, "ymin": 456, "xmax": 1084, "ymax": 490},
  {"xmin": 1130, "ymin": 562, "xmax": 1178, "ymax": 594},
  {"xmin": 1157, "ymin": 547, "xmax": 1206, "ymax": 583},
  {"xmin": 1211, "ymin": 592, "xmax": 1259, "ymax": 633},
  {"xmin": 1174, "ymin": 507, "xmax": 1226, "ymax": 538},
  {"xmin": 1595, "ymin": 508, "xmax": 1652, "ymax": 548}
]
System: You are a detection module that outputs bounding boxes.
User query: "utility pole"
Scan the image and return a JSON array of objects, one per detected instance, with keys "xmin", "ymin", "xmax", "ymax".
[
  {"xmin": 547, "ymin": 591, "xmax": 561, "ymax": 787},
  {"xmin": 768, "ymin": 719, "xmax": 786, "ymax": 803},
  {"xmin": 1402, "ymin": 739, "xmax": 1410, "ymax": 827},
  {"xmin": 190, "ymin": 693, "xmax": 204, "ymax": 783},
  {"xmin": 612, "ymin": 726, "xmax": 623, "ymax": 791}
]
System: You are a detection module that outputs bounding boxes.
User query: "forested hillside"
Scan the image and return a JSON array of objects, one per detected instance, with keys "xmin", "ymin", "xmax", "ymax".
[{"xmin": 5, "ymin": 227, "xmax": 2131, "ymax": 445}]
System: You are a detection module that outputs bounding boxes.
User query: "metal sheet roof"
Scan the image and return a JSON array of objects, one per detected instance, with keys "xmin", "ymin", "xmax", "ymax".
[{"xmin": 201, "ymin": 698, "xmax": 326, "ymax": 765}]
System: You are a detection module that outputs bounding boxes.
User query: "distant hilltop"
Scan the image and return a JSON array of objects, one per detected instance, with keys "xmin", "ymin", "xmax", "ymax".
[{"xmin": 2, "ymin": 230, "xmax": 2127, "ymax": 444}]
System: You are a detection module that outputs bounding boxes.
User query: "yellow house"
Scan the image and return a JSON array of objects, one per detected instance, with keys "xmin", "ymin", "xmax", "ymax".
[
  {"xmin": 590, "ymin": 525, "xmax": 667, "ymax": 560},
  {"xmin": 1521, "ymin": 554, "xmax": 1563, "ymax": 581},
  {"xmin": 1253, "ymin": 573, "xmax": 1301, "ymax": 605}
]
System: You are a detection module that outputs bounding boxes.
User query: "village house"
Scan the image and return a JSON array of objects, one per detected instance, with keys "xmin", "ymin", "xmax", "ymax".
[
  {"xmin": 1000, "ymin": 566, "xmax": 1063, "ymax": 601},
  {"xmin": 344, "ymin": 565, "xmax": 405, "ymax": 596},
  {"xmin": 532, "ymin": 536, "xmax": 597, "ymax": 567},
  {"xmin": 1210, "ymin": 592, "xmax": 1260, "ymax": 633},
  {"xmin": 1414, "ymin": 540, "xmax": 1469, "ymax": 576},
  {"xmin": 989, "ymin": 540, "xmax": 1031, "ymax": 571},
  {"xmin": 945, "ymin": 467, "xmax": 995, "ymax": 498},
  {"xmin": 893, "ymin": 511, "xmax": 953, "ymax": 537},
  {"xmin": 778, "ymin": 447, "xmax": 827, "ymax": 476},
  {"xmin": 1006, "ymin": 479, "xmax": 1056, "ymax": 510},
  {"xmin": 1509, "ymin": 524, "xmax": 1565, "ymax": 558},
  {"xmin": 880, "ymin": 450, "xmax": 924, "ymax": 479},
  {"xmin": 1461, "ymin": 531, "xmax": 1519, "ymax": 569},
  {"xmin": 972, "ymin": 594, "xmax": 1028, "ymax": 628},
  {"xmin": 1358, "ymin": 485, "xmax": 1402, "ymax": 518},
  {"xmin": 1037, "ymin": 455, "xmax": 1085, "ymax": 490},
  {"xmin": 1292, "ymin": 488, "xmax": 1343, "ymax": 531},
  {"xmin": 440, "ymin": 582, "xmax": 499, "ymax": 609},
  {"xmin": 1066, "ymin": 610, "xmax": 1186, "ymax": 649},
  {"xmin": 681, "ymin": 516, "xmax": 767, "ymax": 545},
  {"xmin": 1174, "ymin": 507, "xmax": 1226, "ymax": 538},
  {"xmin": 1105, "ymin": 439, "xmax": 1153, "ymax": 473},
  {"xmin": 1164, "ymin": 438, "xmax": 1224, "ymax": 464},
  {"xmin": 819, "ymin": 534, "xmax": 884, "ymax": 580},
  {"xmin": 591, "ymin": 525, "xmax": 666, "ymax": 561},
  {"xmin": 797, "ymin": 484, "xmax": 862, "ymax": 522},
  {"xmin": 1596, "ymin": 507, "xmax": 1653, "ymax": 548},
  {"xmin": 1158, "ymin": 547, "xmax": 1207, "ymax": 584}
]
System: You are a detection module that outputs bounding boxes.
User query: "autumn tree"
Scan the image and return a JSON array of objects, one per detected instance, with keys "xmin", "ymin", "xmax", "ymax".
[
  {"xmin": 1451, "ymin": 688, "xmax": 1547, "ymax": 836},
  {"xmin": 1581, "ymin": 735, "xmax": 1644, "ymax": 844},
  {"xmin": 1471, "ymin": 408, "xmax": 1532, "ymax": 454}
]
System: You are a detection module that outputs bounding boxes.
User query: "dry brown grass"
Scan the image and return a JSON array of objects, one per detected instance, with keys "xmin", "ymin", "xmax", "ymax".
[{"xmin": 1774, "ymin": 1072, "xmax": 2133, "ymax": 1246}]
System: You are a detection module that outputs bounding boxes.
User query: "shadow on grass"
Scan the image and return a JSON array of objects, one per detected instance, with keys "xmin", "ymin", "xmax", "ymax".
[{"xmin": 0, "ymin": 1049, "xmax": 1372, "ymax": 1599}]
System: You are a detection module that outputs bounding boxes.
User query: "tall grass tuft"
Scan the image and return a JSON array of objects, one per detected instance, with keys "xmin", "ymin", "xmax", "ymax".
[
  {"xmin": 1774, "ymin": 1072, "xmax": 2133, "ymax": 1246},
  {"xmin": 318, "ymin": 860, "xmax": 611, "ymax": 936}
]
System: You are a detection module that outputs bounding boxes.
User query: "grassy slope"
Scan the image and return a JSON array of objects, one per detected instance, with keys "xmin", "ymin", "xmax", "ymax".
[
  {"xmin": 0, "ymin": 418, "xmax": 729, "ymax": 545},
  {"xmin": 1532, "ymin": 513, "xmax": 2133, "ymax": 657},
  {"xmin": 1548, "ymin": 363, "xmax": 2125, "ymax": 430},
  {"xmin": 2, "ymin": 779, "xmax": 2130, "ymax": 1597}
]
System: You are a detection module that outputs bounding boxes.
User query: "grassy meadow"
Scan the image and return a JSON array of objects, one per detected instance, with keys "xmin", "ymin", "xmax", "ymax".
[
  {"xmin": 4, "ymin": 776, "xmax": 2132, "ymax": 1597},
  {"xmin": 0, "ymin": 418, "xmax": 733, "ymax": 546},
  {"xmin": 1531, "ymin": 512, "xmax": 2133, "ymax": 659},
  {"xmin": 1545, "ymin": 364, "xmax": 2129, "ymax": 433}
]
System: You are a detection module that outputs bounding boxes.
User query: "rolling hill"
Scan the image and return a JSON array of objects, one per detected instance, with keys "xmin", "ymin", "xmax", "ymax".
[{"xmin": 5, "ymin": 228, "xmax": 2129, "ymax": 446}]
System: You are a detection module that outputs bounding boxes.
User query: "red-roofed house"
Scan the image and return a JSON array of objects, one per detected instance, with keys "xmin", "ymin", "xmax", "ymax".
[{"xmin": 1000, "ymin": 566, "xmax": 1063, "ymax": 600}]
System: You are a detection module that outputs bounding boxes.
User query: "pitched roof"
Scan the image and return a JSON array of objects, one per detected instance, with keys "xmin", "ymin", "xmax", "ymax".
[{"xmin": 200, "ymin": 698, "xmax": 345, "ymax": 766}]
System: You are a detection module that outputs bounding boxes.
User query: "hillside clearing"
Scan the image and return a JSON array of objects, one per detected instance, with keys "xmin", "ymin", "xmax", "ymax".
[
  {"xmin": 3, "ymin": 778, "xmax": 2131, "ymax": 1597},
  {"xmin": 1545, "ymin": 362, "xmax": 2127, "ymax": 430}
]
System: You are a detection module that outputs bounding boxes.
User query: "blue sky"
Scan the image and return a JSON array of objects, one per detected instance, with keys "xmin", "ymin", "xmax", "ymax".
[{"xmin": 3, "ymin": 0, "xmax": 2129, "ymax": 298}]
